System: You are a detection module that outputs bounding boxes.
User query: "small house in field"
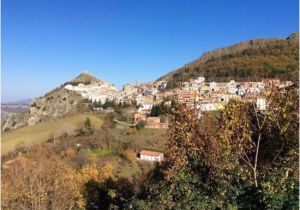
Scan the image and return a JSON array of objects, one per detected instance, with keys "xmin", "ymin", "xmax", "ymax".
[
  {"xmin": 140, "ymin": 150, "xmax": 164, "ymax": 162},
  {"xmin": 146, "ymin": 117, "xmax": 160, "ymax": 124},
  {"xmin": 146, "ymin": 117, "xmax": 169, "ymax": 129},
  {"xmin": 134, "ymin": 113, "xmax": 147, "ymax": 125}
]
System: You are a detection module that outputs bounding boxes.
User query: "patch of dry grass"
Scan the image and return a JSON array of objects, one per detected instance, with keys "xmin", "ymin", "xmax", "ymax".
[{"xmin": 1, "ymin": 114, "xmax": 103, "ymax": 155}]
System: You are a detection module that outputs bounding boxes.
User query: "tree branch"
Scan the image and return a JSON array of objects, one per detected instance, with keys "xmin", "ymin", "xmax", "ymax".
[{"xmin": 241, "ymin": 151, "xmax": 254, "ymax": 170}]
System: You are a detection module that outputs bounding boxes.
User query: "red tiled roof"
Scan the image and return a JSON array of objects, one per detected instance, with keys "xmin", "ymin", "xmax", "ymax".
[{"xmin": 140, "ymin": 150, "xmax": 162, "ymax": 157}]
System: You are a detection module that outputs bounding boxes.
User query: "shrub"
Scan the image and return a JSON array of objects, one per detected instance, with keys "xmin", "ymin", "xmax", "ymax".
[
  {"xmin": 31, "ymin": 102, "xmax": 37, "ymax": 107},
  {"xmin": 84, "ymin": 117, "xmax": 92, "ymax": 130},
  {"xmin": 15, "ymin": 141, "xmax": 29, "ymax": 154},
  {"xmin": 122, "ymin": 149, "xmax": 137, "ymax": 163},
  {"xmin": 136, "ymin": 120, "xmax": 146, "ymax": 129},
  {"xmin": 65, "ymin": 148, "xmax": 76, "ymax": 157}
]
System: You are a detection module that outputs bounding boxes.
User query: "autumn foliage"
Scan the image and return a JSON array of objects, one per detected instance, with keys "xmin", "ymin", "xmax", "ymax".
[
  {"xmin": 1, "ymin": 85, "xmax": 298, "ymax": 209},
  {"xmin": 132, "ymin": 85, "xmax": 299, "ymax": 209}
]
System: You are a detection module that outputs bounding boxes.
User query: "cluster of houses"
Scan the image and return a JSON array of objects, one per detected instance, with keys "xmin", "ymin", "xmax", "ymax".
[
  {"xmin": 135, "ymin": 77, "xmax": 292, "ymax": 163},
  {"xmin": 175, "ymin": 77, "xmax": 292, "ymax": 113},
  {"xmin": 64, "ymin": 73, "xmax": 294, "ymax": 118},
  {"xmin": 64, "ymin": 82, "xmax": 118, "ymax": 103},
  {"xmin": 133, "ymin": 113, "xmax": 169, "ymax": 129},
  {"xmin": 64, "ymin": 75, "xmax": 292, "ymax": 163},
  {"xmin": 64, "ymin": 75, "xmax": 292, "ymax": 119},
  {"xmin": 64, "ymin": 79, "xmax": 168, "ymax": 111}
]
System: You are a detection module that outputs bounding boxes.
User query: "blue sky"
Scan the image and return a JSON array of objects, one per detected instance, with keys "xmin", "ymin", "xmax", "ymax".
[{"xmin": 2, "ymin": 0, "xmax": 299, "ymax": 102}]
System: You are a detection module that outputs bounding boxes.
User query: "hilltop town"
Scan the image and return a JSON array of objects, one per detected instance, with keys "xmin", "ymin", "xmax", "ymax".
[
  {"xmin": 1, "ymin": 70, "xmax": 293, "ymax": 135},
  {"xmin": 63, "ymin": 71, "xmax": 293, "ymax": 118}
]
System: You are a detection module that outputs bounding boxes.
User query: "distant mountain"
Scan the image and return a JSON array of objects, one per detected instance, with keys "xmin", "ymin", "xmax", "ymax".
[
  {"xmin": 3, "ymin": 98, "xmax": 32, "ymax": 105},
  {"xmin": 160, "ymin": 32, "xmax": 299, "ymax": 89}
]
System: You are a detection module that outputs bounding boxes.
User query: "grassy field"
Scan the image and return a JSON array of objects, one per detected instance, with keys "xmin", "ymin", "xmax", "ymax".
[
  {"xmin": 87, "ymin": 148, "xmax": 151, "ymax": 178},
  {"xmin": 110, "ymin": 127, "xmax": 168, "ymax": 152},
  {"xmin": 2, "ymin": 110, "xmax": 167, "ymax": 178},
  {"xmin": 1, "ymin": 113, "xmax": 103, "ymax": 155}
]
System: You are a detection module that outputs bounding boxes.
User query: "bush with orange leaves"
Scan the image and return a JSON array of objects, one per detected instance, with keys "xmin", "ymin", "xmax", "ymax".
[{"xmin": 1, "ymin": 152, "xmax": 84, "ymax": 210}]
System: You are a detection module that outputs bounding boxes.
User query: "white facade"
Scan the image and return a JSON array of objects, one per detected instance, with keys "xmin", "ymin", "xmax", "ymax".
[
  {"xmin": 256, "ymin": 98, "xmax": 267, "ymax": 111},
  {"xmin": 140, "ymin": 153, "xmax": 164, "ymax": 162},
  {"xmin": 237, "ymin": 87, "xmax": 246, "ymax": 96},
  {"xmin": 194, "ymin": 77, "xmax": 205, "ymax": 84},
  {"xmin": 228, "ymin": 87, "xmax": 238, "ymax": 94},
  {"xmin": 64, "ymin": 83, "xmax": 118, "ymax": 103},
  {"xmin": 209, "ymin": 82, "xmax": 217, "ymax": 88},
  {"xmin": 138, "ymin": 103, "xmax": 153, "ymax": 113},
  {"xmin": 198, "ymin": 103, "xmax": 218, "ymax": 111}
]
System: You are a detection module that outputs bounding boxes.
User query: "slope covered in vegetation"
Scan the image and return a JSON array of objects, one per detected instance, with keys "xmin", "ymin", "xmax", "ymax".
[
  {"xmin": 163, "ymin": 32, "xmax": 299, "ymax": 89},
  {"xmin": 2, "ymin": 85, "xmax": 298, "ymax": 209},
  {"xmin": 1, "ymin": 113, "xmax": 103, "ymax": 155}
]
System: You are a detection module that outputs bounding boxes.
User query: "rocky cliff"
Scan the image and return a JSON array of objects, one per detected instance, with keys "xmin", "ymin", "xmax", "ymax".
[
  {"xmin": 28, "ymin": 88, "xmax": 82, "ymax": 125},
  {"xmin": 1, "ymin": 112, "xmax": 29, "ymax": 132},
  {"xmin": 2, "ymin": 72, "xmax": 105, "ymax": 131}
]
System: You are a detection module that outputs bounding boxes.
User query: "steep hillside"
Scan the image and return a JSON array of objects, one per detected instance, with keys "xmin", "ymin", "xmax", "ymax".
[
  {"xmin": 28, "ymin": 88, "xmax": 83, "ymax": 125},
  {"xmin": 28, "ymin": 72, "xmax": 105, "ymax": 125},
  {"xmin": 162, "ymin": 32, "xmax": 299, "ymax": 88},
  {"xmin": 1, "ymin": 113, "xmax": 29, "ymax": 132},
  {"xmin": 1, "ymin": 72, "xmax": 105, "ymax": 132}
]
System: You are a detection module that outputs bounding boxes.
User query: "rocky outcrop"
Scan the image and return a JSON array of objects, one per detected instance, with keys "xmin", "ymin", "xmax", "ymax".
[
  {"xmin": 1, "ymin": 112, "xmax": 29, "ymax": 132},
  {"xmin": 2, "ymin": 72, "xmax": 115, "ymax": 129},
  {"xmin": 27, "ymin": 72, "xmax": 111, "ymax": 126},
  {"xmin": 28, "ymin": 88, "xmax": 82, "ymax": 125}
]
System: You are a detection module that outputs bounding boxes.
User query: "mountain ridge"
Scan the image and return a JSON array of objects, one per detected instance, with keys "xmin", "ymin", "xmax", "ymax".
[{"xmin": 159, "ymin": 32, "xmax": 299, "ymax": 88}]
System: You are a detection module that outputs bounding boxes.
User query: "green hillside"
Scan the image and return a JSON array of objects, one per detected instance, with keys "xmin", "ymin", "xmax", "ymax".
[
  {"xmin": 163, "ymin": 32, "xmax": 299, "ymax": 89},
  {"xmin": 1, "ymin": 113, "xmax": 103, "ymax": 155}
]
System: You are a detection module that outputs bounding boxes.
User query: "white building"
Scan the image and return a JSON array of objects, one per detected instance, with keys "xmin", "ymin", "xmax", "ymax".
[
  {"xmin": 194, "ymin": 77, "xmax": 205, "ymax": 84},
  {"xmin": 237, "ymin": 87, "xmax": 246, "ymax": 96},
  {"xmin": 227, "ymin": 87, "xmax": 238, "ymax": 94},
  {"xmin": 198, "ymin": 103, "xmax": 218, "ymax": 111},
  {"xmin": 209, "ymin": 82, "xmax": 217, "ymax": 88},
  {"xmin": 138, "ymin": 103, "xmax": 153, "ymax": 113},
  {"xmin": 256, "ymin": 97, "xmax": 267, "ymax": 111},
  {"xmin": 140, "ymin": 150, "xmax": 164, "ymax": 162},
  {"xmin": 64, "ymin": 82, "xmax": 118, "ymax": 103}
]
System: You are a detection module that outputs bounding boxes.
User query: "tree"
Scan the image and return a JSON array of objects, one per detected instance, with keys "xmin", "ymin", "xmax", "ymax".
[
  {"xmin": 218, "ymin": 85, "xmax": 299, "ymax": 208},
  {"xmin": 122, "ymin": 149, "xmax": 137, "ymax": 163},
  {"xmin": 134, "ymin": 105, "xmax": 240, "ymax": 209},
  {"xmin": 219, "ymin": 85, "xmax": 299, "ymax": 189},
  {"xmin": 78, "ymin": 164, "xmax": 116, "ymax": 209},
  {"xmin": 150, "ymin": 105, "xmax": 161, "ymax": 117},
  {"xmin": 136, "ymin": 120, "xmax": 146, "ymax": 129},
  {"xmin": 2, "ymin": 151, "xmax": 84, "ymax": 210},
  {"xmin": 150, "ymin": 101, "xmax": 172, "ymax": 117},
  {"xmin": 84, "ymin": 117, "xmax": 92, "ymax": 130},
  {"xmin": 99, "ymin": 123, "xmax": 118, "ymax": 148},
  {"xmin": 129, "ymin": 86, "xmax": 299, "ymax": 209},
  {"xmin": 15, "ymin": 141, "xmax": 29, "ymax": 154}
]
